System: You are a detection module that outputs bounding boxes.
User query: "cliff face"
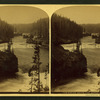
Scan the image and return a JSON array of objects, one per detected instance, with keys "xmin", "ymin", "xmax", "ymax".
[
  {"xmin": 0, "ymin": 51, "xmax": 18, "ymax": 76},
  {"xmin": 51, "ymin": 45, "xmax": 87, "ymax": 87}
]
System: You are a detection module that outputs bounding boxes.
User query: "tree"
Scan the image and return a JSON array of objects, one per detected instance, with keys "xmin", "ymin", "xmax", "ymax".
[
  {"xmin": 51, "ymin": 13, "xmax": 83, "ymax": 45},
  {"xmin": 0, "ymin": 19, "xmax": 14, "ymax": 42},
  {"xmin": 28, "ymin": 41, "xmax": 43, "ymax": 92}
]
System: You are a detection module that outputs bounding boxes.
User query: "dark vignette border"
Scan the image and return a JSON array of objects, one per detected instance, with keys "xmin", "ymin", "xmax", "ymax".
[
  {"xmin": 0, "ymin": 97, "xmax": 99, "ymax": 100},
  {"xmin": 0, "ymin": 0, "xmax": 100, "ymax": 4},
  {"xmin": 0, "ymin": 0, "xmax": 99, "ymax": 100}
]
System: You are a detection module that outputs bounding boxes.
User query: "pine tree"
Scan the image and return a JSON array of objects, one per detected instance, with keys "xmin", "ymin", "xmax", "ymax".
[
  {"xmin": 51, "ymin": 13, "xmax": 83, "ymax": 45},
  {"xmin": 28, "ymin": 41, "xmax": 43, "ymax": 93}
]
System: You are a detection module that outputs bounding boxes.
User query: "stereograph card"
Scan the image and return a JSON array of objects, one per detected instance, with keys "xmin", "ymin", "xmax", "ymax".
[{"xmin": 0, "ymin": 4, "xmax": 99, "ymax": 97}]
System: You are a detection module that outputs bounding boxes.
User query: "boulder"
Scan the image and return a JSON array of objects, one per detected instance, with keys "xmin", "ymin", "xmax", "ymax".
[
  {"xmin": 0, "ymin": 51, "xmax": 18, "ymax": 76},
  {"xmin": 51, "ymin": 45, "xmax": 87, "ymax": 87}
]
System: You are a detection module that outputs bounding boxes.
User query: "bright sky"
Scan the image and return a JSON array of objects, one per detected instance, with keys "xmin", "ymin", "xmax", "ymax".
[
  {"xmin": 0, "ymin": 6, "xmax": 48, "ymax": 24},
  {"xmin": 55, "ymin": 6, "xmax": 100, "ymax": 24},
  {"xmin": 0, "ymin": 5, "xmax": 100, "ymax": 24}
]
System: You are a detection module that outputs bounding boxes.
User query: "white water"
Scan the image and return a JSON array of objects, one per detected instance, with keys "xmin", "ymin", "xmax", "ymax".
[
  {"xmin": 0, "ymin": 72, "xmax": 49, "ymax": 92},
  {"xmin": 61, "ymin": 36, "xmax": 100, "ymax": 51},
  {"xmin": 53, "ymin": 36, "xmax": 100, "ymax": 92},
  {"xmin": 0, "ymin": 36, "xmax": 49, "ymax": 92}
]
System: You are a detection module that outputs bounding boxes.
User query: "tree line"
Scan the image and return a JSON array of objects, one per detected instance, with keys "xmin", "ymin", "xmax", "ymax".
[
  {"xmin": 35, "ymin": 18, "xmax": 49, "ymax": 43},
  {"xmin": 81, "ymin": 24, "xmax": 100, "ymax": 33},
  {"xmin": 0, "ymin": 19, "xmax": 14, "ymax": 42},
  {"xmin": 51, "ymin": 14, "xmax": 83, "ymax": 45},
  {"xmin": 14, "ymin": 18, "xmax": 49, "ymax": 43}
]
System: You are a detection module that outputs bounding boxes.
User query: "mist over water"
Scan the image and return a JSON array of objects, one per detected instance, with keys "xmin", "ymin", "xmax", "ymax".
[
  {"xmin": 54, "ymin": 36, "xmax": 100, "ymax": 92},
  {"xmin": 0, "ymin": 36, "xmax": 49, "ymax": 92}
]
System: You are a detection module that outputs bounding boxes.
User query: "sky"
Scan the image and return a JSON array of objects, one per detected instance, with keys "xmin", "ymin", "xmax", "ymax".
[
  {"xmin": 55, "ymin": 6, "xmax": 100, "ymax": 24},
  {"xmin": 0, "ymin": 6, "xmax": 48, "ymax": 24},
  {"xmin": 0, "ymin": 5, "xmax": 100, "ymax": 25}
]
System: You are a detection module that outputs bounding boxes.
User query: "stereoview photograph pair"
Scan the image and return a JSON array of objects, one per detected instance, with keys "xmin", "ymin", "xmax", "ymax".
[{"xmin": 0, "ymin": 5, "xmax": 99, "ymax": 96}]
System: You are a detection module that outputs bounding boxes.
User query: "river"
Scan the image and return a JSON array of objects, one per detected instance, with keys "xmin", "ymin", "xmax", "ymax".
[
  {"xmin": 0, "ymin": 36, "xmax": 49, "ymax": 92},
  {"xmin": 53, "ymin": 36, "xmax": 100, "ymax": 92}
]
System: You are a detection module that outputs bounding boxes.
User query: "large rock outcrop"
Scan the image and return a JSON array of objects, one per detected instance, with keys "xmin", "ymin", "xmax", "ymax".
[
  {"xmin": 51, "ymin": 45, "xmax": 87, "ymax": 87},
  {"xmin": 0, "ymin": 51, "xmax": 18, "ymax": 76}
]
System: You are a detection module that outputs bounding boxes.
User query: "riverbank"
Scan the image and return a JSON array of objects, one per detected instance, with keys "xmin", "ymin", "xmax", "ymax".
[
  {"xmin": 52, "ymin": 44, "xmax": 87, "ymax": 88},
  {"xmin": 0, "ymin": 36, "xmax": 49, "ymax": 92},
  {"xmin": 53, "ymin": 48, "xmax": 100, "ymax": 92},
  {"xmin": 52, "ymin": 36, "xmax": 100, "ymax": 92}
]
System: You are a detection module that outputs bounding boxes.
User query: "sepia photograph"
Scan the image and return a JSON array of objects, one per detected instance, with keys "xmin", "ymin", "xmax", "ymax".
[
  {"xmin": 1, "ymin": 4, "xmax": 100, "ymax": 97},
  {"xmin": 0, "ymin": 6, "xmax": 49, "ymax": 93},
  {"xmin": 51, "ymin": 6, "xmax": 100, "ymax": 93}
]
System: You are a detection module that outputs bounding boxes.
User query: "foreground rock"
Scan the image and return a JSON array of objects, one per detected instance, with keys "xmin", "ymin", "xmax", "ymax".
[
  {"xmin": 51, "ymin": 45, "xmax": 87, "ymax": 87},
  {"xmin": 0, "ymin": 51, "xmax": 18, "ymax": 76}
]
